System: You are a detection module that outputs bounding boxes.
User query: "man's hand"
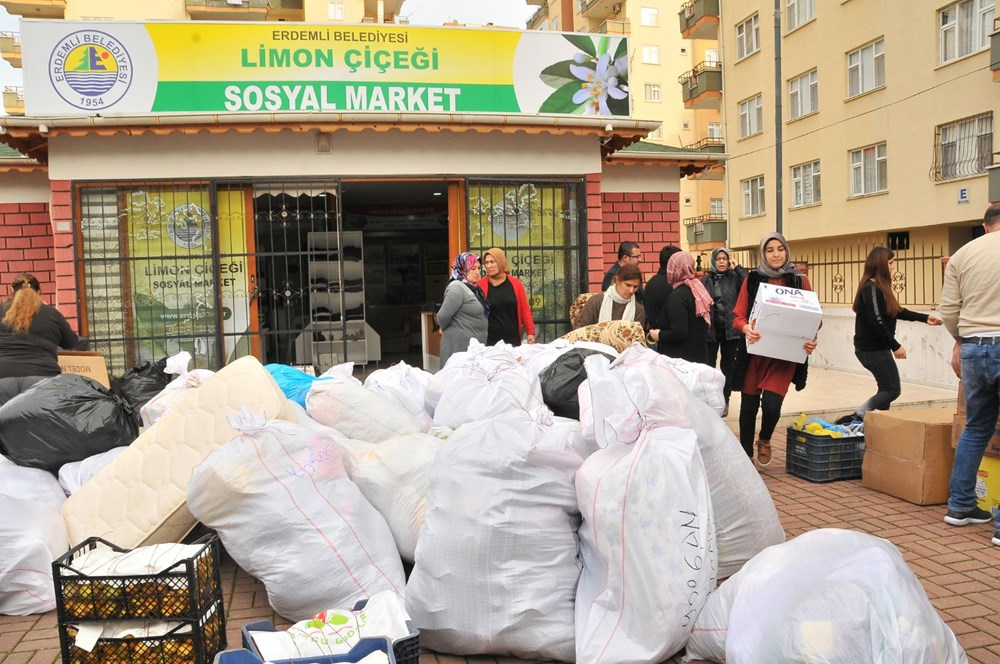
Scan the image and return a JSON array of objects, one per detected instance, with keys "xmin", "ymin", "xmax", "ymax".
[{"xmin": 951, "ymin": 339, "xmax": 962, "ymax": 378}]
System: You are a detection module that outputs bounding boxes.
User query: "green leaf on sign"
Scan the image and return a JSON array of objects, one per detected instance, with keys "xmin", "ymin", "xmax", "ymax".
[
  {"xmin": 540, "ymin": 60, "xmax": 579, "ymax": 89},
  {"xmin": 607, "ymin": 95, "xmax": 630, "ymax": 116},
  {"xmin": 540, "ymin": 80, "xmax": 584, "ymax": 114},
  {"xmin": 614, "ymin": 38, "xmax": 628, "ymax": 61},
  {"xmin": 598, "ymin": 36, "xmax": 609, "ymax": 57},
  {"xmin": 563, "ymin": 34, "xmax": 596, "ymax": 57}
]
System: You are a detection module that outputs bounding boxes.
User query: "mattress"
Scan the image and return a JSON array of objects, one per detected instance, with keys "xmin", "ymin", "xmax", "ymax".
[{"xmin": 61, "ymin": 356, "xmax": 297, "ymax": 548}]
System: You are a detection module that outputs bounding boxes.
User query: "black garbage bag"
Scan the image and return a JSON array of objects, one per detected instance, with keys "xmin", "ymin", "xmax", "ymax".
[
  {"xmin": 539, "ymin": 348, "xmax": 616, "ymax": 420},
  {"xmin": 0, "ymin": 373, "xmax": 139, "ymax": 471},
  {"xmin": 112, "ymin": 358, "xmax": 170, "ymax": 411}
]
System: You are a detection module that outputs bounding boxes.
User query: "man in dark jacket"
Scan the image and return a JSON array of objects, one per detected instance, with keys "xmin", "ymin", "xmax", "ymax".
[
  {"xmin": 602, "ymin": 242, "xmax": 644, "ymax": 304},
  {"xmin": 644, "ymin": 245, "xmax": 682, "ymax": 353},
  {"xmin": 701, "ymin": 247, "xmax": 746, "ymax": 416}
]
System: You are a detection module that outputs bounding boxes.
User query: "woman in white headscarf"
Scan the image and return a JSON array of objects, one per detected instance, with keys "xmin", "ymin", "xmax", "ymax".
[{"xmin": 573, "ymin": 264, "xmax": 645, "ymax": 329}]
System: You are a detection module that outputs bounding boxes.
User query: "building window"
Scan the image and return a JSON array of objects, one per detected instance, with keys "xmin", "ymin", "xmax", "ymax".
[
  {"xmin": 641, "ymin": 7, "xmax": 658, "ymax": 26},
  {"xmin": 788, "ymin": 69, "xmax": 818, "ymax": 119},
  {"xmin": 791, "ymin": 160, "xmax": 821, "ymax": 206},
  {"xmin": 684, "ymin": 196, "xmax": 693, "ymax": 206},
  {"xmin": 708, "ymin": 122, "xmax": 722, "ymax": 138},
  {"xmin": 736, "ymin": 14, "xmax": 760, "ymax": 60},
  {"xmin": 648, "ymin": 126, "xmax": 662, "ymax": 140},
  {"xmin": 939, "ymin": 0, "xmax": 995, "ymax": 64},
  {"xmin": 641, "ymin": 45, "xmax": 660, "ymax": 64},
  {"xmin": 328, "ymin": 1, "xmax": 344, "ymax": 20},
  {"xmin": 850, "ymin": 143, "xmax": 888, "ymax": 196},
  {"xmin": 710, "ymin": 198, "xmax": 725, "ymax": 215},
  {"xmin": 551, "ymin": 16, "xmax": 560, "ymax": 30},
  {"xmin": 742, "ymin": 176, "xmax": 766, "ymax": 216},
  {"xmin": 847, "ymin": 39, "xmax": 885, "ymax": 97},
  {"xmin": 739, "ymin": 94, "xmax": 764, "ymax": 138},
  {"xmin": 786, "ymin": 0, "xmax": 815, "ymax": 31},
  {"xmin": 705, "ymin": 48, "xmax": 720, "ymax": 66},
  {"xmin": 935, "ymin": 112, "xmax": 993, "ymax": 180},
  {"xmin": 644, "ymin": 83, "xmax": 661, "ymax": 101}
]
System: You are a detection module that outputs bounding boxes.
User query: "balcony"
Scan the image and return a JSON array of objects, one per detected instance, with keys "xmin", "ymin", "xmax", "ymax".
[
  {"xmin": 683, "ymin": 214, "xmax": 727, "ymax": 246},
  {"xmin": 267, "ymin": 0, "xmax": 304, "ymax": 21},
  {"xmin": 992, "ymin": 17, "xmax": 999, "ymax": 83},
  {"xmin": 527, "ymin": 4, "xmax": 549, "ymax": 29},
  {"xmin": 594, "ymin": 19, "xmax": 629, "ymax": 34},
  {"xmin": 0, "ymin": 0, "xmax": 64, "ymax": 17},
  {"xmin": 678, "ymin": 0, "xmax": 720, "ymax": 40},
  {"xmin": 678, "ymin": 61, "xmax": 722, "ymax": 110},
  {"xmin": 526, "ymin": 0, "xmax": 547, "ymax": 5},
  {"xmin": 688, "ymin": 137, "xmax": 725, "ymax": 153},
  {"xmin": 3, "ymin": 86, "xmax": 24, "ymax": 116},
  {"xmin": 578, "ymin": 0, "xmax": 622, "ymax": 21},
  {"xmin": 186, "ymin": 0, "xmax": 268, "ymax": 21},
  {"xmin": 0, "ymin": 31, "xmax": 21, "ymax": 68}
]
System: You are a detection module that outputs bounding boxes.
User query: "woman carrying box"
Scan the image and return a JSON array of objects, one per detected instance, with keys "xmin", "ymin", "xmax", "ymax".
[{"xmin": 731, "ymin": 233, "xmax": 818, "ymax": 466}]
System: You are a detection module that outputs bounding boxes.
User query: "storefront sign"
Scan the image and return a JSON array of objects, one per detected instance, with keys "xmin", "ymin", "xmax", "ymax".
[{"xmin": 21, "ymin": 21, "xmax": 630, "ymax": 117}]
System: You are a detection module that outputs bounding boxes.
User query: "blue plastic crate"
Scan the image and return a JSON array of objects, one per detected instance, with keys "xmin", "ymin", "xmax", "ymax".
[{"xmin": 785, "ymin": 427, "xmax": 865, "ymax": 483}]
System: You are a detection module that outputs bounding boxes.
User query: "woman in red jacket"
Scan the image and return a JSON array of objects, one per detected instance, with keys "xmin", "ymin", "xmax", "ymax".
[{"xmin": 480, "ymin": 247, "xmax": 537, "ymax": 346}]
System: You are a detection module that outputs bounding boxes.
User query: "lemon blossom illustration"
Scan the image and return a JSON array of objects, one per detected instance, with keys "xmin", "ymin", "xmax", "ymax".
[{"xmin": 538, "ymin": 34, "xmax": 629, "ymax": 116}]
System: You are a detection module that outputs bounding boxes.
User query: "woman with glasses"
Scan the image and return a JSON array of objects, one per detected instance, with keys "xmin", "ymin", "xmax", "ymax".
[{"xmin": 436, "ymin": 252, "xmax": 490, "ymax": 368}]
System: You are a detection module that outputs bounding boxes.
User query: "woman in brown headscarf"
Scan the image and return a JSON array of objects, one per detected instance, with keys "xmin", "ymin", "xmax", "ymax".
[{"xmin": 479, "ymin": 247, "xmax": 536, "ymax": 346}]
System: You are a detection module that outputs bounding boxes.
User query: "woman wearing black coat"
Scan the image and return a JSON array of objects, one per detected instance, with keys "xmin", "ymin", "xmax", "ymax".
[
  {"xmin": 647, "ymin": 252, "xmax": 714, "ymax": 365},
  {"xmin": 701, "ymin": 247, "xmax": 747, "ymax": 416}
]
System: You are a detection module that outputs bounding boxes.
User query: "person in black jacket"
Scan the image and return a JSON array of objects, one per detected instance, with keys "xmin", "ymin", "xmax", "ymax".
[
  {"xmin": 643, "ymin": 245, "xmax": 682, "ymax": 354},
  {"xmin": 647, "ymin": 252, "xmax": 713, "ymax": 364},
  {"xmin": 839, "ymin": 247, "xmax": 941, "ymax": 423},
  {"xmin": 701, "ymin": 247, "xmax": 747, "ymax": 416}
]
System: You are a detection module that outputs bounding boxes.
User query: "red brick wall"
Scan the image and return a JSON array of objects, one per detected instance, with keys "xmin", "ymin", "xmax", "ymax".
[
  {"xmin": 600, "ymin": 191, "xmax": 681, "ymax": 284},
  {"xmin": 585, "ymin": 173, "xmax": 605, "ymax": 291},
  {"xmin": 0, "ymin": 201, "xmax": 55, "ymax": 305},
  {"xmin": 48, "ymin": 180, "xmax": 79, "ymax": 331}
]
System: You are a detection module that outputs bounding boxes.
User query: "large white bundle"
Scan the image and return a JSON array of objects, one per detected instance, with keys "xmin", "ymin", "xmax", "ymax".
[
  {"xmin": 423, "ymin": 339, "xmax": 508, "ymax": 415},
  {"xmin": 431, "ymin": 349, "xmax": 544, "ymax": 429},
  {"xmin": 0, "ymin": 495, "xmax": 69, "ymax": 615},
  {"xmin": 575, "ymin": 426, "xmax": 716, "ymax": 664},
  {"xmin": 514, "ymin": 339, "xmax": 620, "ymax": 377},
  {"xmin": 660, "ymin": 355, "xmax": 726, "ymax": 415},
  {"xmin": 0, "ymin": 460, "xmax": 67, "ymax": 510},
  {"xmin": 336, "ymin": 431, "xmax": 443, "ymax": 562},
  {"xmin": 57, "ymin": 447, "xmax": 129, "ymax": 496},
  {"xmin": 187, "ymin": 410, "xmax": 405, "ymax": 621},
  {"xmin": 139, "ymin": 351, "xmax": 215, "ymax": 427},
  {"xmin": 685, "ymin": 528, "xmax": 967, "ymax": 664},
  {"xmin": 307, "ymin": 379, "xmax": 423, "ymax": 443},
  {"xmin": 406, "ymin": 408, "xmax": 584, "ymax": 661},
  {"xmin": 363, "ymin": 362, "xmax": 433, "ymax": 429},
  {"xmin": 582, "ymin": 346, "xmax": 784, "ymax": 578}
]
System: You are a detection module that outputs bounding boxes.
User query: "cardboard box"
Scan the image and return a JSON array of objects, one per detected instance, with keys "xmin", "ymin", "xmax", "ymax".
[
  {"xmin": 976, "ymin": 455, "xmax": 1000, "ymax": 520},
  {"xmin": 57, "ymin": 351, "xmax": 110, "ymax": 389},
  {"xmin": 951, "ymin": 413, "xmax": 1000, "ymax": 458},
  {"xmin": 861, "ymin": 408, "xmax": 955, "ymax": 505},
  {"xmin": 747, "ymin": 283, "xmax": 823, "ymax": 364}
]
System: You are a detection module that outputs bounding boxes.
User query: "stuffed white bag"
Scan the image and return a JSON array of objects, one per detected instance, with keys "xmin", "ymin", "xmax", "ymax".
[
  {"xmin": 406, "ymin": 407, "xmax": 585, "ymax": 661},
  {"xmin": 685, "ymin": 528, "xmax": 967, "ymax": 664},
  {"xmin": 363, "ymin": 363, "xmax": 433, "ymax": 429},
  {"xmin": 0, "ymin": 495, "xmax": 69, "ymax": 615},
  {"xmin": 0, "ymin": 460, "xmax": 68, "ymax": 509},
  {"xmin": 58, "ymin": 447, "xmax": 129, "ymax": 496},
  {"xmin": 307, "ymin": 378, "xmax": 423, "ymax": 443},
  {"xmin": 186, "ymin": 409, "xmax": 405, "ymax": 621},
  {"xmin": 583, "ymin": 347, "xmax": 784, "ymax": 579},
  {"xmin": 575, "ymin": 425, "xmax": 716, "ymax": 664},
  {"xmin": 515, "ymin": 339, "xmax": 620, "ymax": 377},
  {"xmin": 423, "ymin": 339, "xmax": 505, "ymax": 416},
  {"xmin": 661, "ymin": 355, "xmax": 726, "ymax": 415},
  {"xmin": 139, "ymin": 351, "xmax": 216, "ymax": 427},
  {"xmin": 336, "ymin": 431, "xmax": 443, "ymax": 562},
  {"xmin": 431, "ymin": 348, "xmax": 544, "ymax": 429}
]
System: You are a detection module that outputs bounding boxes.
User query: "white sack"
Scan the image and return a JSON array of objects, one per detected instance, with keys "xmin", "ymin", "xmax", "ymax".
[
  {"xmin": 660, "ymin": 355, "xmax": 726, "ymax": 415},
  {"xmin": 186, "ymin": 409, "xmax": 405, "ymax": 621},
  {"xmin": 58, "ymin": 447, "xmax": 129, "ymax": 496},
  {"xmin": 363, "ymin": 362, "xmax": 433, "ymax": 429},
  {"xmin": 514, "ymin": 339, "xmax": 620, "ymax": 377},
  {"xmin": 582, "ymin": 346, "xmax": 784, "ymax": 579},
  {"xmin": 0, "ymin": 495, "xmax": 69, "ymax": 615},
  {"xmin": 336, "ymin": 432, "xmax": 443, "ymax": 562},
  {"xmin": 307, "ymin": 380, "xmax": 423, "ymax": 443},
  {"xmin": 406, "ymin": 408, "xmax": 585, "ymax": 661},
  {"xmin": 0, "ymin": 462, "xmax": 67, "ymax": 510},
  {"xmin": 423, "ymin": 339, "xmax": 497, "ymax": 415},
  {"xmin": 685, "ymin": 528, "xmax": 968, "ymax": 664},
  {"xmin": 431, "ymin": 348, "xmax": 544, "ymax": 429},
  {"xmin": 139, "ymin": 351, "xmax": 215, "ymax": 427},
  {"xmin": 575, "ymin": 426, "xmax": 716, "ymax": 664}
]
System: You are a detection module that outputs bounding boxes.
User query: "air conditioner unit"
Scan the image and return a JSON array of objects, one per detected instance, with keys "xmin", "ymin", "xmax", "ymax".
[{"xmin": 226, "ymin": 0, "xmax": 244, "ymax": 6}]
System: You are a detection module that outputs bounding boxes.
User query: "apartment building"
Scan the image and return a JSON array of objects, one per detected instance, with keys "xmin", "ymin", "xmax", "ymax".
[
  {"xmin": 720, "ymin": 0, "xmax": 998, "ymax": 261},
  {"xmin": 527, "ymin": 0, "xmax": 727, "ymax": 264}
]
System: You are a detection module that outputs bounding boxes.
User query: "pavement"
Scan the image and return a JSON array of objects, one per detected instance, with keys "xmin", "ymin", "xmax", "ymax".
[{"xmin": 4, "ymin": 368, "xmax": 1000, "ymax": 664}]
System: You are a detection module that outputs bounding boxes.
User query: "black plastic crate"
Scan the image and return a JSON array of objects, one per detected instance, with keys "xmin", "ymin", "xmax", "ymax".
[
  {"xmin": 59, "ymin": 596, "xmax": 227, "ymax": 664},
  {"xmin": 785, "ymin": 427, "xmax": 865, "ymax": 483},
  {"xmin": 53, "ymin": 535, "xmax": 221, "ymax": 623}
]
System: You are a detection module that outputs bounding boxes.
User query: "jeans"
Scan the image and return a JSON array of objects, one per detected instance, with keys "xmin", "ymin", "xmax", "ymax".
[
  {"xmin": 707, "ymin": 337, "xmax": 739, "ymax": 400},
  {"xmin": 738, "ymin": 390, "xmax": 784, "ymax": 458},
  {"xmin": 854, "ymin": 349, "xmax": 902, "ymax": 416},
  {"xmin": 947, "ymin": 343, "xmax": 1000, "ymax": 529}
]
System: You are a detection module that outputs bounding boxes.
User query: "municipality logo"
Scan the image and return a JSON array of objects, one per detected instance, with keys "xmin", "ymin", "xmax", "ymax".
[{"xmin": 49, "ymin": 30, "xmax": 132, "ymax": 111}]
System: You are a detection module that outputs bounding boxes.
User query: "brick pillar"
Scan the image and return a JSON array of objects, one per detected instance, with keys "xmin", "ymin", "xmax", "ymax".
[
  {"xmin": 585, "ymin": 173, "xmax": 604, "ymax": 292},
  {"xmin": 49, "ymin": 180, "xmax": 79, "ymax": 331},
  {"xmin": 601, "ymin": 191, "xmax": 681, "ymax": 280},
  {"xmin": 0, "ymin": 201, "xmax": 55, "ymax": 299}
]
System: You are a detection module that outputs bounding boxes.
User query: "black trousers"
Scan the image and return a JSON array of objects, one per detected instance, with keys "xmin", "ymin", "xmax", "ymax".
[
  {"xmin": 738, "ymin": 390, "xmax": 785, "ymax": 457},
  {"xmin": 706, "ymin": 337, "xmax": 740, "ymax": 400},
  {"xmin": 854, "ymin": 349, "xmax": 901, "ymax": 415}
]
